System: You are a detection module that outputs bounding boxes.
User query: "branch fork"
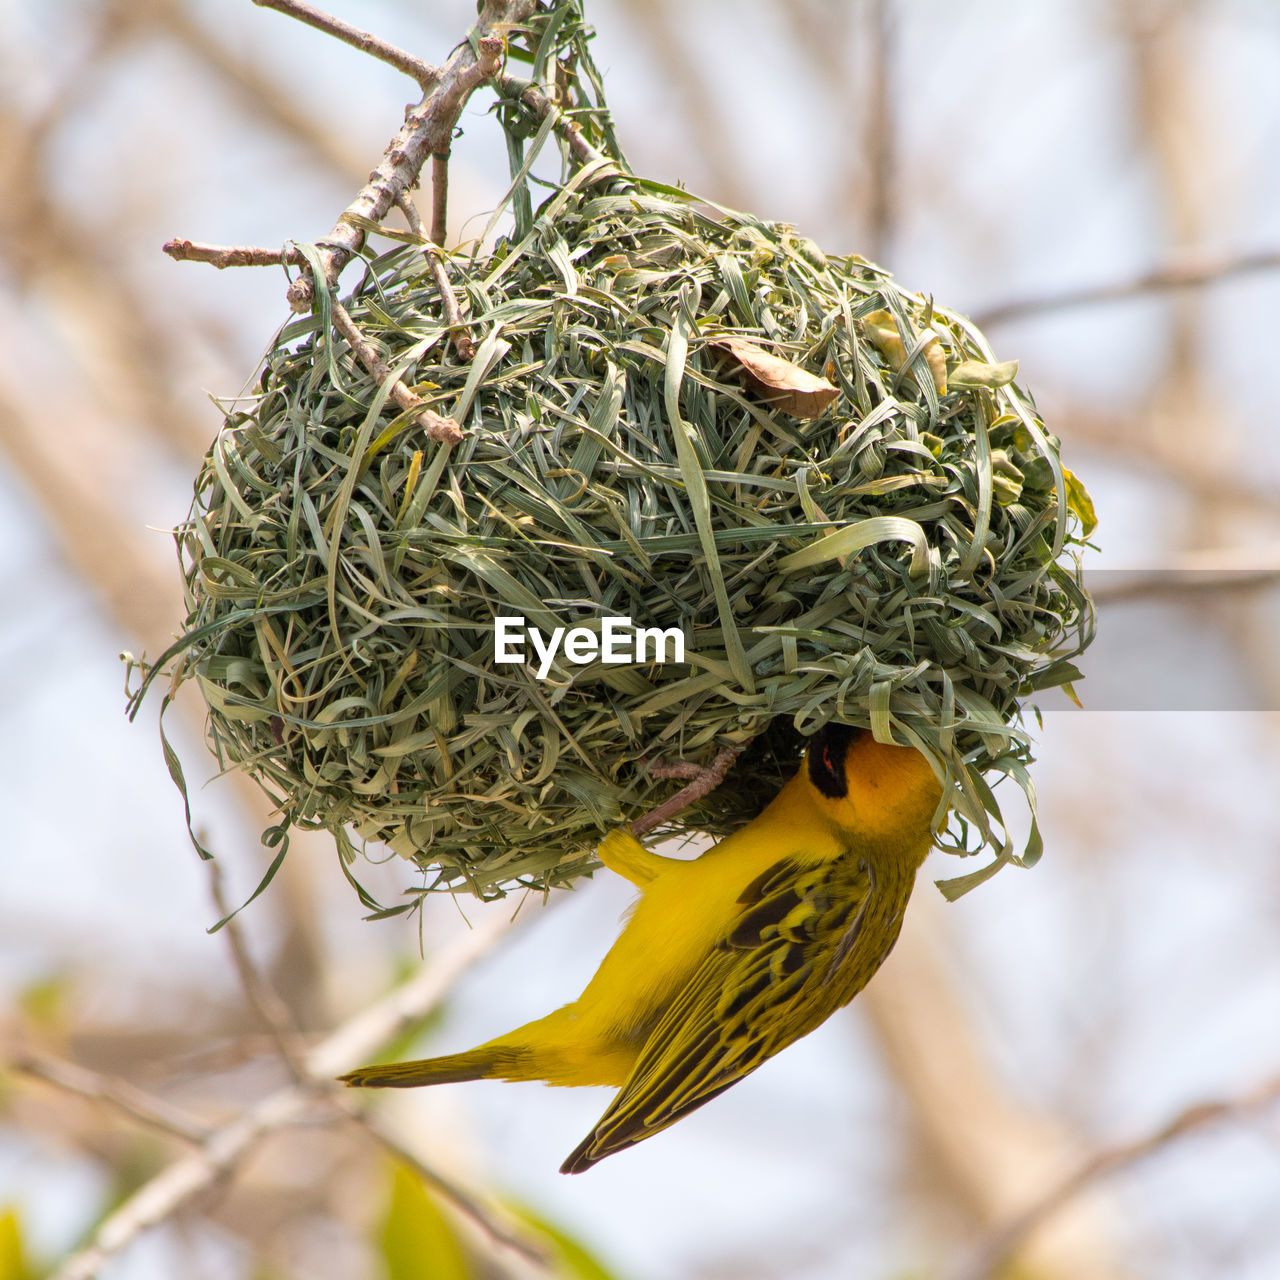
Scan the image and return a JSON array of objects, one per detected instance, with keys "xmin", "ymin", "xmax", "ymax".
[
  {"xmin": 283, "ymin": 25, "xmax": 510, "ymax": 313},
  {"xmin": 161, "ymin": 2, "xmax": 535, "ymax": 450},
  {"xmin": 35, "ymin": 908, "xmax": 538, "ymax": 1280}
]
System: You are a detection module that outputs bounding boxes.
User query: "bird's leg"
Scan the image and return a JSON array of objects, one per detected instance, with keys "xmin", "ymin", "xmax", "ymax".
[
  {"xmin": 642, "ymin": 759, "xmax": 705, "ymax": 780},
  {"xmin": 631, "ymin": 744, "xmax": 744, "ymax": 837}
]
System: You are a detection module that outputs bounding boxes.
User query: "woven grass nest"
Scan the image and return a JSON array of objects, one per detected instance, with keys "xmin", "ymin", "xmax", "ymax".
[{"xmin": 143, "ymin": 59, "xmax": 1095, "ymax": 905}]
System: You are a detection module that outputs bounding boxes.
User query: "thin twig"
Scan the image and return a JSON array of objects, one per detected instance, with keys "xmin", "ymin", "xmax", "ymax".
[
  {"xmin": 1062, "ymin": 404, "xmax": 1280, "ymax": 517},
  {"xmin": 1089, "ymin": 564, "xmax": 1280, "ymax": 605},
  {"xmin": 49, "ymin": 911, "xmax": 527, "ymax": 1280},
  {"xmin": 251, "ymin": 0, "xmax": 439, "ymax": 90},
  {"xmin": 974, "ymin": 248, "xmax": 1280, "ymax": 327},
  {"xmin": 285, "ymin": 8, "xmax": 523, "ymax": 313},
  {"xmin": 159, "ymin": 1034, "xmax": 300, "ymax": 1078},
  {"xmin": 431, "ymin": 151, "xmax": 450, "ymax": 247},
  {"xmin": 339, "ymin": 1101, "xmax": 551, "ymax": 1267},
  {"xmin": 612, "ymin": 0, "xmax": 741, "ymax": 202},
  {"xmin": 154, "ymin": 0, "xmax": 366, "ymax": 179},
  {"xmin": 162, "ymin": 239, "xmax": 307, "ymax": 270},
  {"xmin": 329, "ymin": 299, "xmax": 463, "ymax": 443},
  {"xmin": 864, "ymin": 0, "xmax": 895, "ymax": 264},
  {"xmin": 11, "ymin": 1048, "xmax": 210, "ymax": 1146},
  {"xmin": 952, "ymin": 1071, "xmax": 1280, "ymax": 1280},
  {"xmin": 394, "ymin": 200, "xmax": 477, "ymax": 362},
  {"xmin": 631, "ymin": 744, "xmax": 743, "ymax": 836},
  {"xmin": 207, "ymin": 859, "xmax": 309, "ymax": 1081},
  {"xmin": 394, "ymin": 191, "xmax": 426, "ymax": 239}
]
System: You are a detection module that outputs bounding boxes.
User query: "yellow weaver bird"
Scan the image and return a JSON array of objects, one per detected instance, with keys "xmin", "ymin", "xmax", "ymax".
[{"xmin": 340, "ymin": 724, "xmax": 943, "ymax": 1173}]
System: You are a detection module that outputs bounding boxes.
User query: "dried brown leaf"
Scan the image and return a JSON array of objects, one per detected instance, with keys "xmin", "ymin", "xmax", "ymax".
[{"xmin": 710, "ymin": 337, "xmax": 838, "ymax": 418}]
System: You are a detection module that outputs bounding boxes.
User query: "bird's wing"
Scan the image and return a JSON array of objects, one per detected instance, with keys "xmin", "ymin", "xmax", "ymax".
[{"xmin": 560, "ymin": 853, "xmax": 875, "ymax": 1173}]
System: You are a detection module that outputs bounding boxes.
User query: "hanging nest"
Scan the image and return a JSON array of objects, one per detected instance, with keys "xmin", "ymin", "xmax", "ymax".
[{"xmin": 134, "ymin": 6, "xmax": 1095, "ymax": 906}]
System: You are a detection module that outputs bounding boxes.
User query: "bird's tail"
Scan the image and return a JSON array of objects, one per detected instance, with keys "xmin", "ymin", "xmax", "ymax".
[{"xmin": 339, "ymin": 1045, "xmax": 527, "ymax": 1089}]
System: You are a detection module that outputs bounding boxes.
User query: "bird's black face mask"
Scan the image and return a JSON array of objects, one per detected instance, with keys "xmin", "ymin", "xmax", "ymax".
[{"xmin": 806, "ymin": 724, "xmax": 865, "ymax": 799}]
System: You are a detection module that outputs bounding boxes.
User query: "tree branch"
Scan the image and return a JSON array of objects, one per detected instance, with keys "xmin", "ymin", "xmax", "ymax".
[
  {"xmin": 284, "ymin": 3, "xmax": 533, "ymax": 313},
  {"xmin": 496, "ymin": 74, "xmax": 609, "ymax": 169},
  {"xmin": 394, "ymin": 192, "xmax": 475, "ymax": 359},
  {"xmin": 643, "ymin": 759, "xmax": 705, "ymax": 781},
  {"xmin": 974, "ymin": 248, "xmax": 1280, "ymax": 327},
  {"xmin": 1089, "ymin": 563, "xmax": 1280, "ymax": 606},
  {"xmin": 427, "ymin": 255, "xmax": 476, "ymax": 361},
  {"xmin": 431, "ymin": 151, "xmax": 451, "ymax": 247},
  {"xmin": 863, "ymin": 0, "xmax": 895, "ymax": 264},
  {"xmin": 161, "ymin": 239, "xmax": 307, "ymax": 269},
  {"xmin": 251, "ymin": 0, "xmax": 439, "ymax": 90},
  {"xmin": 11, "ymin": 1048, "xmax": 210, "ymax": 1147},
  {"xmin": 862, "ymin": 894, "xmax": 1129, "ymax": 1280},
  {"xmin": 612, "ymin": 0, "xmax": 742, "ymax": 204},
  {"xmin": 339, "ymin": 1102, "xmax": 551, "ymax": 1267},
  {"xmin": 47, "ymin": 911, "xmax": 525, "ymax": 1280},
  {"xmin": 207, "ymin": 858, "xmax": 309, "ymax": 1081},
  {"xmin": 953, "ymin": 1070, "xmax": 1280, "ymax": 1280},
  {"xmin": 155, "ymin": 0, "xmax": 368, "ymax": 179},
  {"xmin": 329, "ymin": 299, "xmax": 463, "ymax": 443}
]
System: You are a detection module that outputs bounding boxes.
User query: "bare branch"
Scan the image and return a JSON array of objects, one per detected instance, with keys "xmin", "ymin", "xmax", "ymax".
[
  {"xmin": 431, "ymin": 151, "xmax": 450, "ymax": 247},
  {"xmin": 162, "ymin": 238, "xmax": 306, "ymax": 269},
  {"xmin": 339, "ymin": 1102, "xmax": 551, "ymax": 1267},
  {"xmin": 1, "ymin": 102, "xmax": 220, "ymax": 460},
  {"xmin": 329, "ymin": 299, "xmax": 463, "ymax": 444},
  {"xmin": 613, "ymin": 0, "xmax": 743, "ymax": 203},
  {"xmin": 975, "ymin": 248, "xmax": 1280, "ymax": 327},
  {"xmin": 11, "ymin": 1048, "xmax": 210, "ymax": 1146},
  {"xmin": 862, "ymin": 892, "xmax": 1128, "ymax": 1280},
  {"xmin": 631, "ymin": 745, "xmax": 743, "ymax": 836},
  {"xmin": 49, "ymin": 911, "xmax": 522, "ymax": 1280},
  {"xmin": 395, "ymin": 194, "xmax": 477, "ymax": 361},
  {"xmin": 863, "ymin": 0, "xmax": 895, "ymax": 264},
  {"xmin": 285, "ymin": 7, "xmax": 528, "ymax": 313},
  {"xmin": 953, "ymin": 1071, "xmax": 1280, "ymax": 1280},
  {"xmin": 1059, "ymin": 403, "xmax": 1280, "ymax": 518},
  {"xmin": 152, "ymin": 0, "xmax": 366, "ymax": 179},
  {"xmin": 394, "ymin": 191, "xmax": 426, "ymax": 239},
  {"xmin": 1090, "ymin": 563, "xmax": 1280, "ymax": 606},
  {"xmin": 207, "ymin": 859, "xmax": 309, "ymax": 1081},
  {"xmin": 252, "ymin": 0, "xmax": 439, "ymax": 89}
]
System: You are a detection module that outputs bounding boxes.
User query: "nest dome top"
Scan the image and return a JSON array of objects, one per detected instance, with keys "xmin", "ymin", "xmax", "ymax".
[{"xmin": 157, "ymin": 168, "xmax": 1093, "ymax": 903}]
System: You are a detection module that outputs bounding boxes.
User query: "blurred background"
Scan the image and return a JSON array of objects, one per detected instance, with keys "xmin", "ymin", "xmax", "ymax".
[{"xmin": 3, "ymin": 0, "xmax": 1280, "ymax": 1277}]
